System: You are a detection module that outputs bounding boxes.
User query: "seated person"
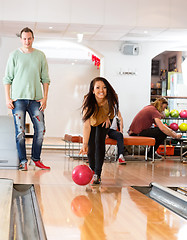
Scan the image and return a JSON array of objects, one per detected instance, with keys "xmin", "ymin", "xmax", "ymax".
[
  {"xmin": 108, "ymin": 111, "xmax": 126, "ymax": 164},
  {"xmin": 128, "ymin": 97, "xmax": 182, "ymax": 160}
]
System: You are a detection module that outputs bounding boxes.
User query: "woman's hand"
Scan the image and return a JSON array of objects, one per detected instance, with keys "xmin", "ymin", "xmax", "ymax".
[
  {"xmin": 175, "ymin": 133, "xmax": 182, "ymax": 139},
  {"xmin": 102, "ymin": 117, "xmax": 111, "ymax": 128},
  {"xmin": 79, "ymin": 143, "xmax": 88, "ymax": 155}
]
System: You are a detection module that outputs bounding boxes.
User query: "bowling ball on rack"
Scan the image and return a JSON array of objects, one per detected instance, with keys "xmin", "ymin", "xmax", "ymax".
[
  {"xmin": 170, "ymin": 109, "xmax": 179, "ymax": 118},
  {"xmin": 71, "ymin": 195, "xmax": 92, "ymax": 217},
  {"xmin": 169, "ymin": 123, "xmax": 179, "ymax": 131},
  {"xmin": 179, "ymin": 110, "xmax": 187, "ymax": 118},
  {"xmin": 179, "ymin": 123, "xmax": 187, "ymax": 132},
  {"xmin": 164, "ymin": 109, "xmax": 170, "ymax": 117},
  {"xmin": 72, "ymin": 165, "xmax": 93, "ymax": 186}
]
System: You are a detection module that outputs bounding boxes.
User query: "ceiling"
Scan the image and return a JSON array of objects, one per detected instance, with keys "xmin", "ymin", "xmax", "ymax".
[{"xmin": 1, "ymin": 20, "xmax": 187, "ymax": 44}]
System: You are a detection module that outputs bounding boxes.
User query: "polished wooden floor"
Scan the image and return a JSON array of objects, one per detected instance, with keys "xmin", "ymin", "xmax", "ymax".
[{"xmin": 1, "ymin": 138, "xmax": 187, "ymax": 240}]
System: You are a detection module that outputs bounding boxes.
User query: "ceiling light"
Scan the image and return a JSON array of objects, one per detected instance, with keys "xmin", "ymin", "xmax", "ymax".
[
  {"xmin": 49, "ymin": 26, "xmax": 53, "ymax": 30},
  {"xmin": 144, "ymin": 30, "xmax": 148, "ymax": 34},
  {"xmin": 77, "ymin": 33, "xmax": 83, "ymax": 43}
]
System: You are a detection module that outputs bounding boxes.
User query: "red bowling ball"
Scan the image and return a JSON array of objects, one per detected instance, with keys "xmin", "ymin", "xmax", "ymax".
[
  {"xmin": 179, "ymin": 110, "xmax": 187, "ymax": 118},
  {"xmin": 169, "ymin": 122, "xmax": 179, "ymax": 131},
  {"xmin": 72, "ymin": 164, "xmax": 93, "ymax": 186}
]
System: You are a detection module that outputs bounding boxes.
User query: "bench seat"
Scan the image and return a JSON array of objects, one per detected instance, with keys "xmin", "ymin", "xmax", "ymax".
[{"xmin": 64, "ymin": 134, "xmax": 156, "ymax": 162}]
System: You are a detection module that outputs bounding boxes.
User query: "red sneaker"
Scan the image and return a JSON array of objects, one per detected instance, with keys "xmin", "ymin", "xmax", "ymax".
[
  {"xmin": 29, "ymin": 160, "xmax": 50, "ymax": 170},
  {"xmin": 118, "ymin": 154, "xmax": 126, "ymax": 165}
]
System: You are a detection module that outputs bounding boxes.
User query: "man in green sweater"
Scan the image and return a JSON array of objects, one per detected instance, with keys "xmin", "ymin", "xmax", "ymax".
[{"xmin": 3, "ymin": 27, "xmax": 50, "ymax": 171}]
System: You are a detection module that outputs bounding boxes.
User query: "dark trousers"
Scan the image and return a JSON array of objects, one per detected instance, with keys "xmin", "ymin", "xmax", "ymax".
[
  {"xmin": 131, "ymin": 127, "xmax": 167, "ymax": 152},
  {"xmin": 88, "ymin": 124, "xmax": 109, "ymax": 178},
  {"xmin": 108, "ymin": 129, "xmax": 124, "ymax": 158}
]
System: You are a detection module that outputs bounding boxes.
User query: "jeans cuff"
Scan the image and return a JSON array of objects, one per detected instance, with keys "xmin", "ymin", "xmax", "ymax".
[
  {"xmin": 31, "ymin": 157, "xmax": 40, "ymax": 162},
  {"xmin": 20, "ymin": 160, "xmax": 27, "ymax": 164}
]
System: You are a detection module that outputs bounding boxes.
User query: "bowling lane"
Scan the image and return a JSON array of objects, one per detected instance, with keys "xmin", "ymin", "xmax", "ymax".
[
  {"xmin": 0, "ymin": 147, "xmax": 187, "ymax": 239},
  {"xmin": 34, "ymin": 184, "xmax": 187, "ymax": 240},
  {"xmin": 0, "ymin": 179, "xmax": 13, "ymax": 240}
]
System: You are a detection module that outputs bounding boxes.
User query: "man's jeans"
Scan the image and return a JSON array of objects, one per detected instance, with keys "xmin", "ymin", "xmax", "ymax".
[{"xmin": 12, "ymin": 100, "xmax": 45, "ymax": 164}]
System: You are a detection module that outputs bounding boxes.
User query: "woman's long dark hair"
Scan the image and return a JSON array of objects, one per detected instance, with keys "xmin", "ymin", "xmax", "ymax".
[{"xmin": 82, "ymin": 77, "xmax": 119, "ymax": 122}]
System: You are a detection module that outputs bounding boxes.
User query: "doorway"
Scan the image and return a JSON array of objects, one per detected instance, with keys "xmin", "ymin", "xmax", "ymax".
[
  {"xmin": 27, "ymin": 40, "xmax": 102, "ymax": 137},
  {"xmin": 151, "ymin": 51, "xmax": 183, "ymax": 101}
]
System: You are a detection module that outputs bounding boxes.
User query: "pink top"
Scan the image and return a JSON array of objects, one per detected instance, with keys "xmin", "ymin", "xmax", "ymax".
[{"xmin": 129, "ymin": 105, "xmax": 162, "ymax": 134}]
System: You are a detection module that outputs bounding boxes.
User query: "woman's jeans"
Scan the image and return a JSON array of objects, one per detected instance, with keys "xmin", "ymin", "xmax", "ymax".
[
  {"xmin": 88, "ymin": 124, "xmax": 109, "ymax": 178},
  {"xmin": 12, "ymin": 100, "xmax": 45, "ymax": 164},
  {"xmin": 130, "ymin": 127, "xmax": 167, "ymax": 152},
  {"xmin": 108, "ymin": 129, "xmax": 124, "ymax": 158}
]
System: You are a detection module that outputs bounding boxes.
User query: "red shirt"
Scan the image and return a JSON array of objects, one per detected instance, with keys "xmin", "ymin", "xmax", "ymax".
[{"xmin": 129, "ymin": 105, "xmax": 162, "ymax": 134}]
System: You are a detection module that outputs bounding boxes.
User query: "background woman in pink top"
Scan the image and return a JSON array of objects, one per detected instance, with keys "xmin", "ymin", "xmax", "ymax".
[{"xmin": 129, "ymin": 97, "xmax": 181, "ymax": 160}]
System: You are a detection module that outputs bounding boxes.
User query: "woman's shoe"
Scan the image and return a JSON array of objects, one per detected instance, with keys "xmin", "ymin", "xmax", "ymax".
[
  {"xmin": 147, "ymin": 152, "xmax": 163, "ymax": 161},
  {"xmin": 90, "ymin": 174, "xmax": 101, "ymax": 185},
  {"xmin": 118, "ymin": 154, "xmax": 126, "ymax": 165}
]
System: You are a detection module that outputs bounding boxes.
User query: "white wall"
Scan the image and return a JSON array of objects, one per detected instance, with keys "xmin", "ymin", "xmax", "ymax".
[
  {"xmin": 1, "ymin": 0, "xmax": 187, "ymax": 137},
  {"xmin": 85, "ymin": 41, "xmax": 180, "ymax": 134},
  {"xmin": 44, "ymin": 61, "xmax": 99, "ymax": 137},
  {"xmin": 0, "ymin": 36, "xmax": 100, "ymax": 137},
  {"xmin": 0, "ymin": 37, "xmax": 20, "ymax": 115},
  {"xmin": 0, "ymin": 36, "xmax": 183, "ymax": 137}
]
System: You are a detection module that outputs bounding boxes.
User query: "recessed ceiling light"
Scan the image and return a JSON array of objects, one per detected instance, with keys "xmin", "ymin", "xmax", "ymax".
[
  {"xmin": 49, "ymin": 26, "xmax": 53, "ymax": 30},
  {"xmin": 77, "ymin": 33, "xmax": 83, "ymax": 42}
]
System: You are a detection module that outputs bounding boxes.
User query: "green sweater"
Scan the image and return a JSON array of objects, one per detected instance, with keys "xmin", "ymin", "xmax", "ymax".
[{"xmin": 3, "ymin": 48, "xmax": 50, "ymax": 100}]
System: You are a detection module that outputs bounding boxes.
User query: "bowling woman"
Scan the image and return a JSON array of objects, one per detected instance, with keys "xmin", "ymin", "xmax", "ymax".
[
  {"xmin": 79, "ymin": 77, "xmax": 118, "ymax": 185},
  {"xmin": 128, "ymin": 97, "xmax": 182, "ymax": 160}
]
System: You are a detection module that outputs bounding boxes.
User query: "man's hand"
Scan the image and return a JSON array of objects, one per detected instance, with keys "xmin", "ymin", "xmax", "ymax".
[
  {"xmin": 6, "ymin": 98, "xmax": 14, "ymax": 109},
  {"xmin": 37, "ymin": 98, "xmax": 47, "ymax": 111}
]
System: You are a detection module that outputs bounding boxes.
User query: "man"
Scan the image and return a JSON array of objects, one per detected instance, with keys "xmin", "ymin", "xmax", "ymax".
[
  {"xmin": 108, "ymin": 111, "xmax": 126, "ymax": 164},
  {"xmin": 3, "ymin": 27, "xmax": 50, "ymax": 171},
  {"xmin": 128, "ymin": 97, "xmax": 182, "ymax": 160}
]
